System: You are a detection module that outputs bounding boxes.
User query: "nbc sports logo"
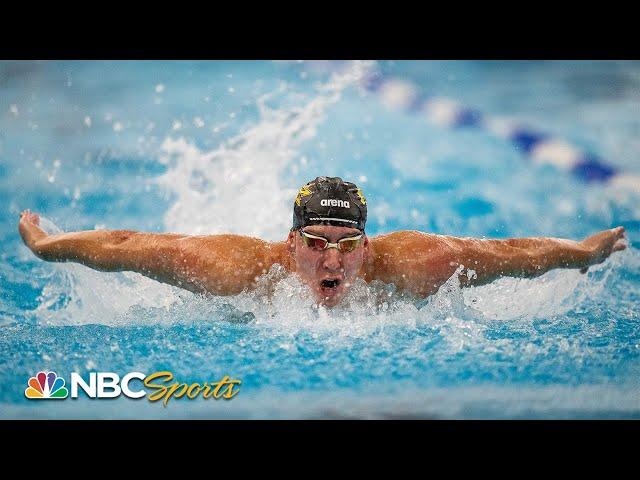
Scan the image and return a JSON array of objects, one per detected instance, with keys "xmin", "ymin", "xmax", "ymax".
[
  {"xmin": 25, "ymin": 371, "xmax": 69, "ymax": 399},
  {"xmin": 22, "ymin": 369, "xmax": 240, "ymax": 405}
]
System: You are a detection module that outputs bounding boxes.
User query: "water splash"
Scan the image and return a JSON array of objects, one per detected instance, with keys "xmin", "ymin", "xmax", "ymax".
[
  {"xmin": 29, "ymin": 62, "xmax": 378, "ymax": 326},
  {"xmin": 30, "ymin": 210, "xmax": 631, "ymax": 363},
  {"xmin": 156, "ymin": 61, "xmax": 374, "ymax": 241},
  {"xmin": 21, "ymin": 59, "xmax": 636, "ymax": 369}
]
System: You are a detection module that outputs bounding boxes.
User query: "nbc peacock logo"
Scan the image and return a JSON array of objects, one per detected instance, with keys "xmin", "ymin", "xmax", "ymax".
[{"xmin": 25, "ymin": 371, "xmax": 69, "ymax": 399}]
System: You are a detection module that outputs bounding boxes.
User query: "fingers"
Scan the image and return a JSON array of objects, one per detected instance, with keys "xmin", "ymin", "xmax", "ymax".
[
  {"xmin": 20, "ymin": 209, "xmax": 40, "ymax": 226},
  {"xmin": 18, "ymin": 209, "xmax": 47, "ymax": 250},
  {"xmin": 613, "ymin": 239, "xmax": 627, "ymax": 252},
  {"xmin": 610, "ymin": 227, "xmax": 627, "ymax": 253},
  {"xmin": 612, "ymin": 226, "xmax": 626, "ymax": 239},
  {"xmin": 582, "ymin": 226, "xmax": 628, "ymax": 267},
  {"xmin": 598, "ymin": 226, "xmax": 627, "ymax": 252}
]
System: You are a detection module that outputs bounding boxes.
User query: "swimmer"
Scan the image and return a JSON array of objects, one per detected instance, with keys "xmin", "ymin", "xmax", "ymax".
[{"xmin": 18, "ymin": 176, "xmax": 628, "ymax": 307}]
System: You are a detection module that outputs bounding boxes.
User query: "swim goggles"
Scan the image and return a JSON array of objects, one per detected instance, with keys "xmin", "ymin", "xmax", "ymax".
[{"xmin": 299, "ymin": 229, "xmax": 363, "ymax": 253}]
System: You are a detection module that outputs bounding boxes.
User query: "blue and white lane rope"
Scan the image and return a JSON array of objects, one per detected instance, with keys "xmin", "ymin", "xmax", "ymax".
[
  {"xmin": 283, "ymin": 61, "xmax": 640, "ymax": 193},
  {"xmin": 360, "ymin": 69, "xmax": 640, "ymax": 192}
]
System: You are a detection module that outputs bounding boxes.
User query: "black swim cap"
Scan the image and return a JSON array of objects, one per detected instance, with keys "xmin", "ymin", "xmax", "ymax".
[{"xmin": 292, "ymin": 176, "xmax": 367, "ymax": 231}]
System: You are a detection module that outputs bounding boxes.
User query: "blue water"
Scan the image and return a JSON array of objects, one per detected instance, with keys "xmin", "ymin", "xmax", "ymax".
[{"xmin": 1, "ymin": 60, "xmax": 639, "ymax": 419}]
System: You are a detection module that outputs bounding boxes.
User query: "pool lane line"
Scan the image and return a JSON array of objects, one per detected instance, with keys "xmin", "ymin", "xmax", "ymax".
[{"xmin": 284, "ymin": 61, "xmax": 640, "ymax": 193}]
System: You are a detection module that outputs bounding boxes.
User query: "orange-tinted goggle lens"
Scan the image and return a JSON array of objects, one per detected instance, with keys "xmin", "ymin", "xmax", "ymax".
[
  {"xmin": 302, "ymin": 235, "xmax": 328, "ymax": 250},
  {"xmin": 337, "ymin": 238, "xmax": 360, "ymax": 253}
]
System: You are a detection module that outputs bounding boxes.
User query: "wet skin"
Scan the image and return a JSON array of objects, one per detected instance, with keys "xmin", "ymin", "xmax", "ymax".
[
  {"xmin": 286, "ymin": 225, "xmax": 369, "ymax": 307},
  {"xmin": 19, "ymin": 210, "xmax": 627, "ymax": 307}
]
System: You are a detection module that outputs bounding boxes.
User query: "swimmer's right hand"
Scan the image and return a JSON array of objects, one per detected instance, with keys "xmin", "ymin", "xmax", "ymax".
[{"xmin": 18, "ymin": 209, "xmax": 49, "ymax": 258}]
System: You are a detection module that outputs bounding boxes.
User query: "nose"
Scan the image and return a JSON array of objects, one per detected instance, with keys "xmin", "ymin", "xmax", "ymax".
[{"xmin": 322, "ymin": 248, "xmax": 343, "ymax": 272}]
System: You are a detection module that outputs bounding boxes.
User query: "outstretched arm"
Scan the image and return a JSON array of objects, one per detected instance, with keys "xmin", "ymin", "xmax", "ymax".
[
  {"xmin": 18, "ymin": 210, "xmax": 285, "ymax": 296},
  {"xmin": 451, "ymin": 226, "xmax": 627, "ymax": 287},
  {"xmin": 369, "ymin": 227, "xmax": 627, "ymax": 297}
]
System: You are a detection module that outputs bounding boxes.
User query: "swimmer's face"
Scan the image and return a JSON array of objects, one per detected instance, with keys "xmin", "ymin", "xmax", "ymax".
[{"xmin": 287, "ymin": 225, "xmax": 369, "ymax": 307}]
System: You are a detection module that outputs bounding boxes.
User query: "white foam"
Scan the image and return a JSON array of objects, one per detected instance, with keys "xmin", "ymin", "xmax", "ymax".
[
  {"xmin": 31, "ymin": 210, "xmax": 631, "ymax": 344},
  {"xmin": 30, "ymin": 62, "xmax": 375, "ymax": 327},
  {"xmin": 156, "ymin": 61, "xmax": 371, "ymax": 241},
  {"xmin": 26, "ymin": 60, "xmax": 634, "ymax": 343}
]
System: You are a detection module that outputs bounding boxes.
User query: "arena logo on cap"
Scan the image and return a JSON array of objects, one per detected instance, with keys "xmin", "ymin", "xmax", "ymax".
[
  {"xmin": 25, "ymin": 371, "xmax": 69, "ymax": 399},
  {"xmin": 320, "ymin": 199, "xmax": 350, "ymax": 208}
]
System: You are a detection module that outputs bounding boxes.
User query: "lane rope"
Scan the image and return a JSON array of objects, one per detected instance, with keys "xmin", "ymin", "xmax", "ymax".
[{"xmin": 284, "ymin": 61, "xmax": 640, "ymax": 193}]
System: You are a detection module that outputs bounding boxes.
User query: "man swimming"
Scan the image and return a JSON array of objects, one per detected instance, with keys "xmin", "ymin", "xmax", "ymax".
[{"xmin": 18, "ymin": 176, "xmax": 627, "ymax": 307}]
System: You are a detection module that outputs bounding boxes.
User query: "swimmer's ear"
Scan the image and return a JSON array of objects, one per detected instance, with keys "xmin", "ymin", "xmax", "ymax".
[{"xmin": 287, "ymin": 230, "xmax": 296, "ymax": 255}]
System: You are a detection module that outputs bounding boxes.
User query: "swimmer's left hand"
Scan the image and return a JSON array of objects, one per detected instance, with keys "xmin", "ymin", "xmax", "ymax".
[{"xmin": 579, "ymin": 226, "xmax": 627, "ymax": 274}]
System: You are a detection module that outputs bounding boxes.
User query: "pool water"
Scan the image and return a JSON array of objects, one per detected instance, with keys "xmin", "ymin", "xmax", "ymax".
[{"xmin": 1, "ymin": 60, "xmax": 639, "ymax": 419}]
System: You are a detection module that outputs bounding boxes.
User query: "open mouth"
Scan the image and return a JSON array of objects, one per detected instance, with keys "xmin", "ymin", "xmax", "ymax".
[
  {"xmin": 320, "ymin": 278, "xmax": 341, "ymax": 289},
  {"xmin": 319, "ymin": 278, "xmax": 343, "ymax": 298}
]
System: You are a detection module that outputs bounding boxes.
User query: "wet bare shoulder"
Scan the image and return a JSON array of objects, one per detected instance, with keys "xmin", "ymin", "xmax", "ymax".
[
  {"xmin": 369, "ymin": 230, "xmax": 453, "ymax": 254},
  {"xmin": 171, "ymin": 234, "xmax": 288, "ymax": 295},
  {"xmin": 367, "ymin": 231, "xmax": 465, "ymax": 297}
]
